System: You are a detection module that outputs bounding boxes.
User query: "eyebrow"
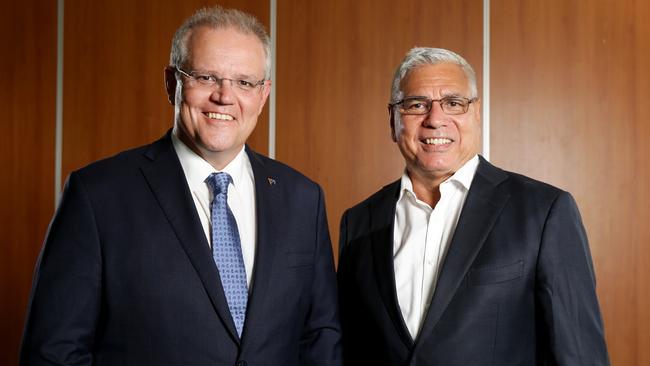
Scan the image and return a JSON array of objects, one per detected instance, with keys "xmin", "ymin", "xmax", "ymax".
[
  {"xmin": 402, "ymin": 95, "xmax": 430, "ymax": 100},
  {"xmin": 192, "ymin": 69, "xmax": 262, "ymax": 80},
  {"xmin": 439, "ymin": 92, "xmax": 465, "ymax": 98},
  {"xmin": 402, "ymin": 94, "xmax": 467, "ymax": 100}
]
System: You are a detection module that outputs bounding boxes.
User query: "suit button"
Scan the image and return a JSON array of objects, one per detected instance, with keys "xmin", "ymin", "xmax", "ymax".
[{"xmin": 236, "ymin": 361, "xmax": 247, "ymax": 366}]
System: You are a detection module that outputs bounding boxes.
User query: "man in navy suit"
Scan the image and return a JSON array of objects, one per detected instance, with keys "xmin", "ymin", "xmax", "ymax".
[
  {"xmin": 21, "ymin": 6, "xmax": 341, "ymax": 366},
  {"xmin": 337, "ymin": 47, "xmax": 610, "ymax": 365}
]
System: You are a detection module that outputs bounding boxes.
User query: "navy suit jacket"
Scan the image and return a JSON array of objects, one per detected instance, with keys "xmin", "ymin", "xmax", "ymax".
[
  {"xmin": 21, "ymin": 132, "xmax": 342, "ymax": 366},
  {"xmin": 338, "ymin": 156, "xmax": 609, "ymax": 365}
]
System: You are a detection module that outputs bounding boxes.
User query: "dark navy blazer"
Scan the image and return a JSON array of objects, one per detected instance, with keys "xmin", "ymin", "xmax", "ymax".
[
  {"xmin": 338, "ymin": 156, "xmax": 609, "ymax": 366},
  {"xmin": 21, "ymin": 131, "xmax": 342, "ymax": 366}
]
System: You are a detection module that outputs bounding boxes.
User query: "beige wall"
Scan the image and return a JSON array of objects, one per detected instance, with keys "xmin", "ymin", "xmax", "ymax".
[{"xmin": 2, "ymin": 1, "xmax": 648, "ymax": 364}]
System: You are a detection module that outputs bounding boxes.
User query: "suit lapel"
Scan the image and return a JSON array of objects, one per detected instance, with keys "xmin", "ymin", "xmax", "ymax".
[
  {"xmin": 240, "ymin": 148, "xmax": 281, "ymax": 339},
  {"xmin": 370, "ymin": 181, "xmax": 415, "ymax": 348},
  {"xmin": 139, "ymin": 132, "xmax": 240, "ymax": 343},
  {"xmin": 415, "ymin": 157, "xmax": 510, "ymax": 344}
]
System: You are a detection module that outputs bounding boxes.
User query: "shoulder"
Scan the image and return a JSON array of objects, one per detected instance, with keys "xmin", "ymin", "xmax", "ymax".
[
  {"xmin": 73, "ymin": 143, "xmax": 154, "ymax": 180},
  {"xmin": 70, "ymin": 134, "xmax": 171, "ymax": 191},
  {"xmin": 478, "ymin": 157, "xmax": 566, "ymax": 201},
  {"xmin": 246, "ymin": 148, "xmax": 324, "ymax": 197},
  {"xmin": 502, "ymin": 170, "xmax": 563, "ymax": 196},
  {"xmin": 477, "ymin": 158, "xmax": 578, "ymax": 219},
  {"xmin": 339, "ymin": 179, "xmax": 400, "ymax": 236},
  {"xmin": 345, "ymin": 180, "xmax": 400, "ymax": 215},
  {"xmin": 77, "ymin": 145, "xmax": 150, "ymax": 175}
]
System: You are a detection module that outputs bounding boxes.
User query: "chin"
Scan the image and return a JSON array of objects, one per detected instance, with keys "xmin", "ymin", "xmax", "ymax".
[
  {"xmin": 419, "ymin": 158, "xmax": 453, "ymax": 171},
  {"xmin": 204, "ymin": 144, "xmax": 235, "ymax": 154}
]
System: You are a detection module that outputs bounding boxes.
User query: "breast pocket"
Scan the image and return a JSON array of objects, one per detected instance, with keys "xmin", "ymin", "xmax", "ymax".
[{"xmin": 467, "ymin": 260, "xmax": 523, "ymax": 286}]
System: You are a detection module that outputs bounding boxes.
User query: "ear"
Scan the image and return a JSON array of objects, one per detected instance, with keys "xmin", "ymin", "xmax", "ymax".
[
  {"xmin": 389, "ymin": 107, "xmax": 398, "ymax": 142},
  {"xmin": 472, "ymin": 98, "xmax": 482, "ymax": 129},
  {"xmin": 164, "ymin": 66, "xmax": 177, "ymax": 105},
  {"xmin": 257, "ymin": 79, "xmax": 272, "ymax": 115}
]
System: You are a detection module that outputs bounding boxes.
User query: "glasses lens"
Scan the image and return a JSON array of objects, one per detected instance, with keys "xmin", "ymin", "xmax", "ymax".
[
  {"xmin": 400, "ymin": 98, "xmax": 430, "ymax": 115},
  {"xmin": 234, "ymin": 79, "xmax": 260, "ymax": 92},
  {"xmin": 441, "ymin": 98, "xmax": 469, "ymax": 115},
  {"xmin": 186, "ymin": 73, "xmax": 262, "ymax": 93},
  {"xmin": 192, "ymin": 73, "xmax": 217, "ymax": 85}
]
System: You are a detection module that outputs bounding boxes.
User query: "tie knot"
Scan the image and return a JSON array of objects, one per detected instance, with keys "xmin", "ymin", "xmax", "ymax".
[{"xmin": 207, "ymin": 172, "xmax": 233, "ymax": 196}]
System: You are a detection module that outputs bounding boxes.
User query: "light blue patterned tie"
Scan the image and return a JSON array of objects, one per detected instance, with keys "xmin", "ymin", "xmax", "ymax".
[{"xmin": 206, "ymin": 172, "xmax": 248, "ymax": 337}]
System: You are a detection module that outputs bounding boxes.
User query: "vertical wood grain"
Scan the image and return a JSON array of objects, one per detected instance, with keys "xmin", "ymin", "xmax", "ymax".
[
  {"xmin": 7, "ymin": 2, "xmax": 649, "ymax": 365},
  {"xmin": 635, "ymin": 3, "xmax": 650, "ymax": 362},
  {"xmin": 0, "ymin": 2, "xmax": 57, "ymax": 364},
  {"xmin": 491, "ymin": 0, "xmax": 650, "ymax": 363},
  {"xmin": 276, "ymin": 0, "xmax": 483, "ymax": 256}
]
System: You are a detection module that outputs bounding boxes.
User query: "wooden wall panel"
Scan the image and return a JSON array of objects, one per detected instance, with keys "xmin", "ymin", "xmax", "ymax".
[
  {"xmin": 0, "ymin": 1, "xmax": 57, "ymax": 365},
  {"xmin": 491, "ymin": 0, "xmax": 650, "ymax": 364},
  {"xmin": 635, "ymin": 3, "xmax": 650, "ymax": 362},
  {"xmin": 276, "ymin": 0, "xmax": 483, "ymax": 256},
  {"xmin": 8, "ymin": 2, "xmax": 649, "ymax": 365},
  {"xmin": 62, "ymin": 0, "xmax": 269, "ymax": 180}
]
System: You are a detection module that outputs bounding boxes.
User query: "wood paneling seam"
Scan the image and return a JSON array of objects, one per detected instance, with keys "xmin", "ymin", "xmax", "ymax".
[
  {"xmin": 482, "ymin": 0, "xmax": 490, "ymax": 161},
  {"xmin": 269, "ymin": 0, "xmax": 277, "ymax": 158},
  {"xmin": 55, "ymin": 0, "xmax": 64, "ymax": 205}
]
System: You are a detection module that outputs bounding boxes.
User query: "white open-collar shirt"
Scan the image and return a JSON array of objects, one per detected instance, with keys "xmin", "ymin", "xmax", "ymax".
[
  {"xmin": 172, "ymin": 132, "xmax": 257, "ymax": 288},
  {"xmin": 393, "ymin": 155, "xmax": 479, "ymax": 339}
]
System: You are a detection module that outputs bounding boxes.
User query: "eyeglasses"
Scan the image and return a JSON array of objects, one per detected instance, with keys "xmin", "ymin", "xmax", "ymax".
[
  {"xmin": 175, "ymin": 67, "xmax": 266, "ymax": 93},
  {"xmin": 389, "ymin": 96, "xmax": 477, "ymax": 116}
]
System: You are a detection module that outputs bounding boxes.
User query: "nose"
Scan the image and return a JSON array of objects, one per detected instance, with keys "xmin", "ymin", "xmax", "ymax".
[
  {"xmin": 422, "ymin": 101, "xmax": 447, "ymax": 128},
  {"xmin": 209, "ymin": 79, "xmax": 236, "ymax": 105}
]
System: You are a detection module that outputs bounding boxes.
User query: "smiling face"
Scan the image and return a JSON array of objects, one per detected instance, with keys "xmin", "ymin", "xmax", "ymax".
[
  {"xmin": 165, "ymin": 26, "xmax": 270, "ymax": 169},
  {"xmin": 392, "ymin": 62, "xmax": 481, "ymax": 186}
]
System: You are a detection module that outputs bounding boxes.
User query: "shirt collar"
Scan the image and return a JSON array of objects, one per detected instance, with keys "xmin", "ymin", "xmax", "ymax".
[
  {"xmin": 399, "ymin": 154, "xmax": 480, "ymax": 201},
  {"xmin": 171, "ymin": 131, "xmax": 249, "ymax": 190}
]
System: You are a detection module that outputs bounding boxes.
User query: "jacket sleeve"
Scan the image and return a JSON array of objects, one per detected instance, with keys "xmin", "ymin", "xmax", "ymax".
[
  {"xmin": 336, "ymin": 208, "xmax": 362, "ymax": 366},
  {"xmin": 536, "ymin": 191, "xmax": 610, "ymax": 365},
  {"xmin": 20, "ymin": 172, "xmax": 102, "ymax": 366},
  {"xmin": 298, "ymin": 186, "xmax": 343, "ymax": 366}
]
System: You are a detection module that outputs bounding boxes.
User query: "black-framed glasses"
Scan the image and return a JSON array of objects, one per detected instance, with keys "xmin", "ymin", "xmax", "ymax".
[
  {"xmin": 175, "ymin": 67, "xmax": 266, "ymax": 93},
  {"xmin": 389, "ymin": 96, "xmax": 477, "ymax": 116}
]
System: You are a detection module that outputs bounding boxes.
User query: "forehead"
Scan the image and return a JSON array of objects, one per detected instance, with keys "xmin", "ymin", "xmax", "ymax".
[
  {"xmin": 401, "ymin": 63, "xmax": 470, "ymax": 97},
  {"xmin": 185, "ymin": 26, "xmax": 266, "ymax": 75}
]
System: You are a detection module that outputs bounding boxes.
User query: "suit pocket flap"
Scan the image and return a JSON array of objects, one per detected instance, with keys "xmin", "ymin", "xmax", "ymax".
[
  {"xmin": 468, "ymin": 260, "xmax": 523, "ymax": 286},
  {"xmin": 286, "ymin": 252, "xmax": 313, "ymax": 268}
]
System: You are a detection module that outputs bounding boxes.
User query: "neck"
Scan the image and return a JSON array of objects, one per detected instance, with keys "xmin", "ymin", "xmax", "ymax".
[
  {"xmin": 202, "ymin": 151, "xmax": 238, "ymax": 171},
  {"xmin": 408, "ymin": 171, "xmax": 449, "ymax": 207},
  {"xmin": 174, "ymin": 127, "xmax": 240, "ymax": 171}
]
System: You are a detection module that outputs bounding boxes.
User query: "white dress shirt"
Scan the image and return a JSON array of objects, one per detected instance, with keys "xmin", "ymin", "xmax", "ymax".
[
  {"xmin": 393, "ymin": 155, "xmax": 479, "ymax": 339},
  {"xmin": 172, "ymin": 133, "xmax": 257, "ymax": 288}
]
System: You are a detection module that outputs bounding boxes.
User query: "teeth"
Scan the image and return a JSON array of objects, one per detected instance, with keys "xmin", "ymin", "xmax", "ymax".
[
  {"xmin": 424, "ymin": 138, "xmax": 452, "ymax": 145},
  {"xmin": 206, "ymin": 112, "xmax": 233, "ymax": 121}
]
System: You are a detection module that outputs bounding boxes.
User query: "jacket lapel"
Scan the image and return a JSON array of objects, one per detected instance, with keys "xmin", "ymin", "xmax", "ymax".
[
  {"xmin": 370, "ymin": 181, "xmax": 415, "ymax": 348},
  {"xmin": 139, "ymin": 132, "xmax": 240, "ymax": 343},
  {"xmin": 415, "ymin": 157, "xmax": 510, "ymax": 345},
  {"xmin": 240, "ymin": 148, "xmax": 281, "ymax": 339}
]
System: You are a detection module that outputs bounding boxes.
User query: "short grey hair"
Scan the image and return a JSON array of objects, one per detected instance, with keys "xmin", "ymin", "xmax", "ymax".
[
  {"xmin": 390, "ymin": 47, "xmax": 477, "ymax": 103},
  {"xmin": 169, "ymin": 6, "xmax": 271, "ymax": 79}
]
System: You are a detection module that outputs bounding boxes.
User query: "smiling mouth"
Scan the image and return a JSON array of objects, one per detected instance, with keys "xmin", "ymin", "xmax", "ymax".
[
  {"xmin": 423, "ymin": 138, "xmax": 452, "ymax": 145},
  {"xmin": 205, "ymin": 112, "xmax": 234, "ymax": 121}
]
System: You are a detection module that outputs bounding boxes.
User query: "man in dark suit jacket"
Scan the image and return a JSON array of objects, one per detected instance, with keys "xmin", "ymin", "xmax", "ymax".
[
  {"xmin": 21, "ymin": 6, "xmax": 341, "ymax": 366},
  {"xmin": 337, "ymin": 47, "xmax": 609, "ymax": 365}
]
